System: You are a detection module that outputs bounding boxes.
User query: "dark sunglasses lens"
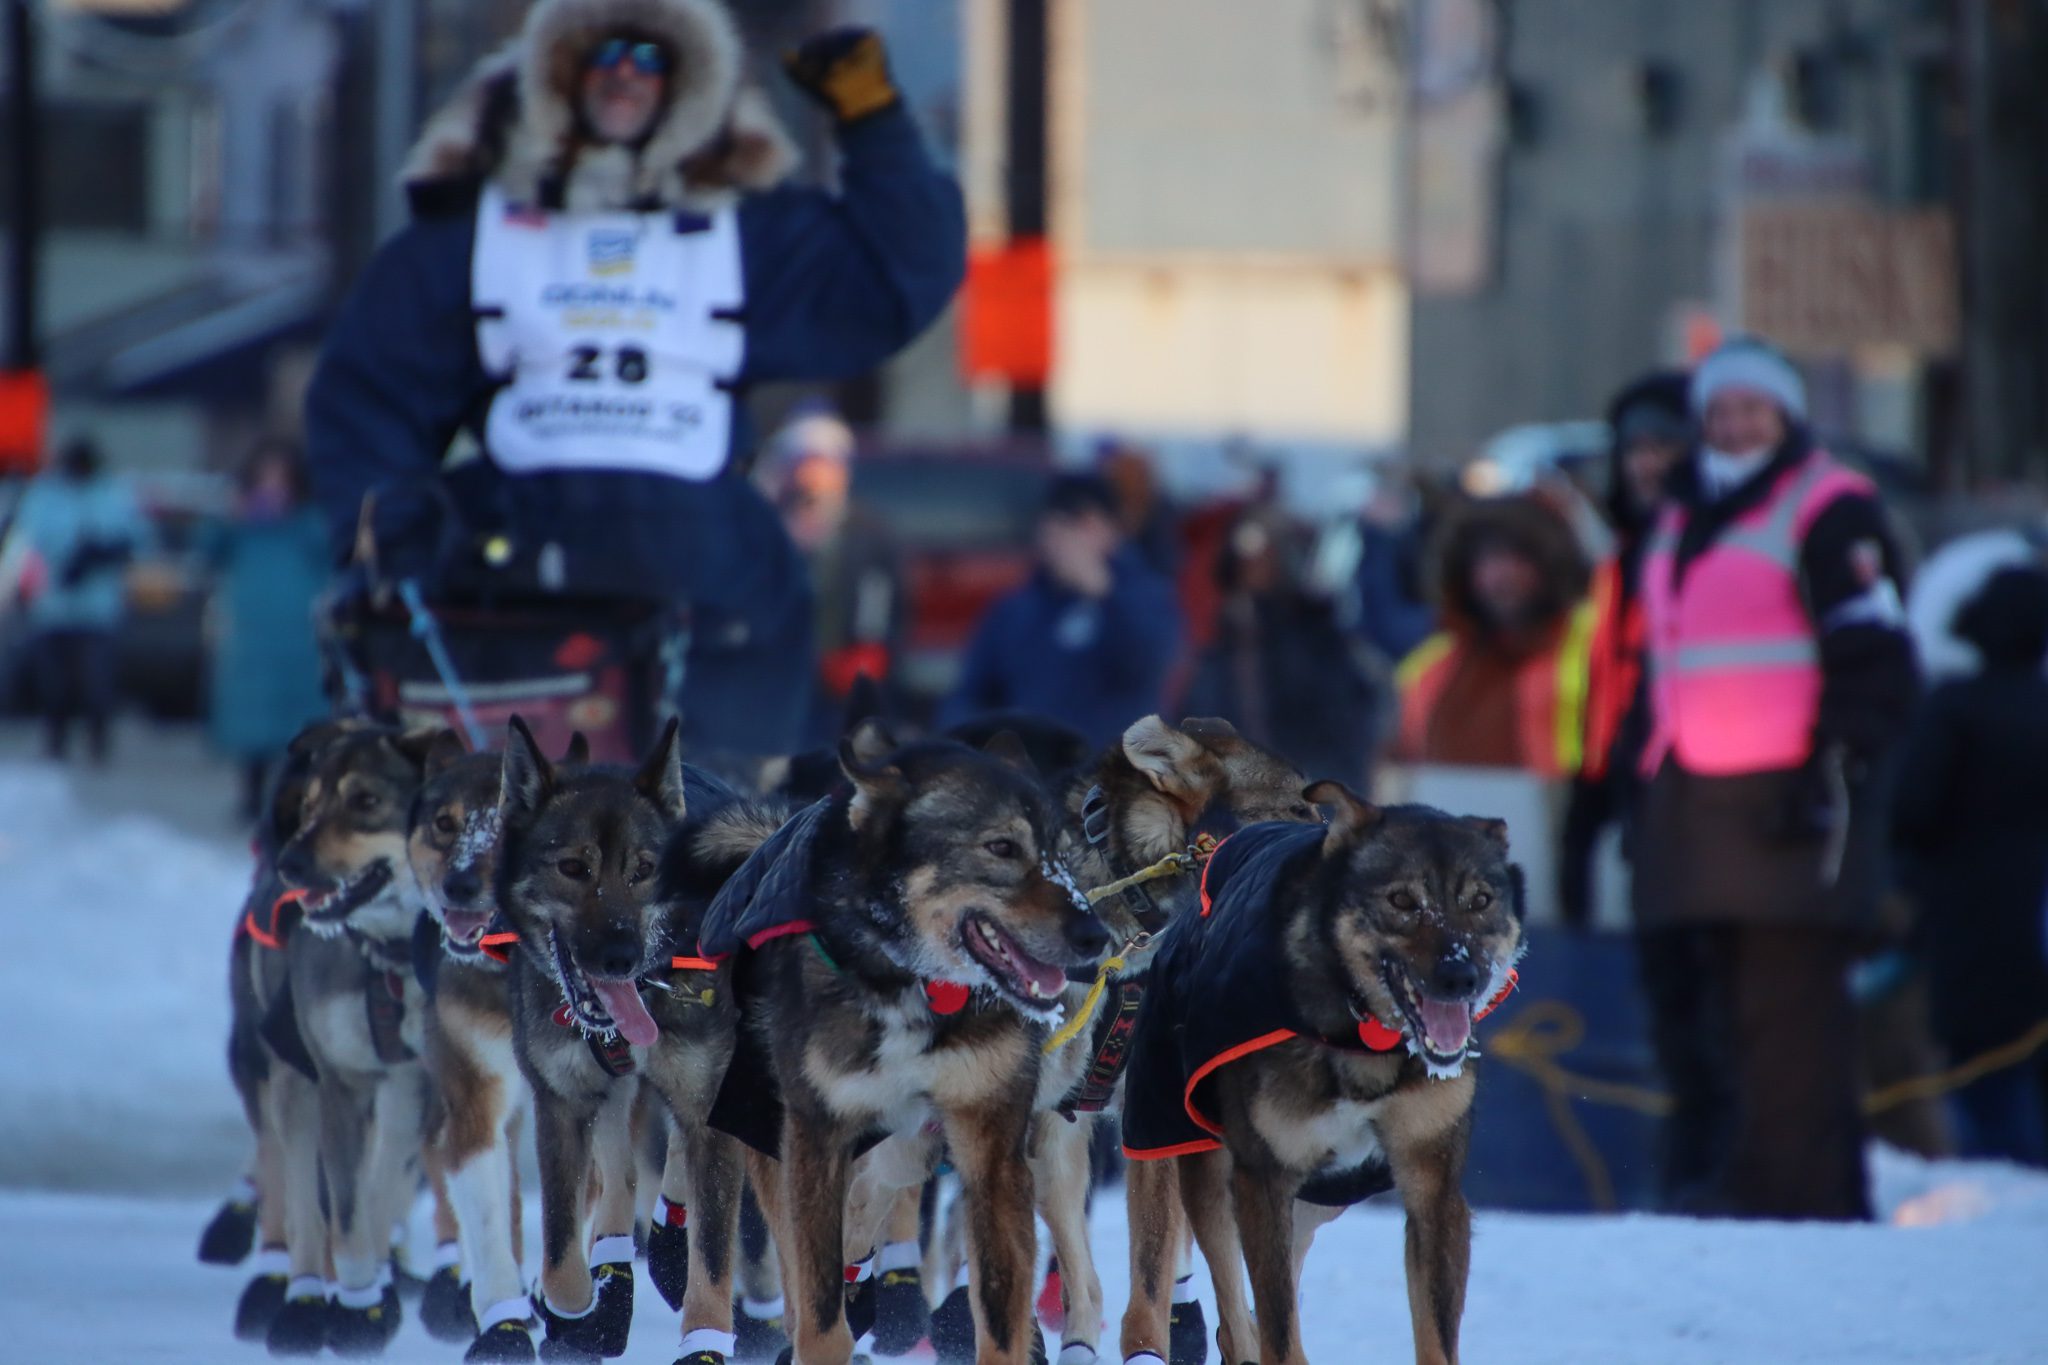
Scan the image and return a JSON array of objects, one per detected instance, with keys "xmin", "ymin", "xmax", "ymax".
[
  {"xmin": 590, "ymin": 38, "xmax": 628, "ymax": 69},
  {"xmin": 630, "ymin": 42, "xmax": 668, "ymax": 74}
]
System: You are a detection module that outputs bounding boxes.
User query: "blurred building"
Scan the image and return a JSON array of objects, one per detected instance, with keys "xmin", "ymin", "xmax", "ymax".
[
  {"xmin": 1405, "ymin": 0, "xmax": 2044, "ymax": 488},
  {"xmin": 961, "ymin": 0, "xmax": 1410, "ymax": 466}
]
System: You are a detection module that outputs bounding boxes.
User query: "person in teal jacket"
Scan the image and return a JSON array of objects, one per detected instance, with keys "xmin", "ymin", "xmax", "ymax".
[
  {"xmin": 10, "ymin": 439, "xmax": 150, "ymax": 762},
  {"xmin": 200, "ymin": 440, "xmax": 333, "ymax": 820}
]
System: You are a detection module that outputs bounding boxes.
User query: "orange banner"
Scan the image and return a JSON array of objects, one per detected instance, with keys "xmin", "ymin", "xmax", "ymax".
[
  {"xmin": 0, "ymin": 370, "xmax": 48, "ymax": 475},
  {"xmin": 961, "ymin": 238, "xmax": 1054, "ymax": 386}
]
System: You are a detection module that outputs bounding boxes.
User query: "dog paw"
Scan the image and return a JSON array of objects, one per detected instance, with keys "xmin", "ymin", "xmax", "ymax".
[
  {"xmin": 930, "ymin": 1285, "xmax": 974, "ymax": 1365},
  {"xmin": 646, "ymin": 1217, "xmax": 690, "ymax": 1311},
  {"xmin": 264, "ymin": 1291, "xmax": 332, "ymax": 1357},
  {"xmin": 1166, "ymin": 1300, "xmax": 1207, "ymax": 1365},
  {"xmin": 673, "ymin": 1352, "xmax": 729, "ymax": 1365},
  {"xmin": 197, "ymin": 1194, "xmax": 258, "ymax": 1265},
  {"xmin": 327, "ymin": 1283, "xmax": 403, "ymax": 1358},
  {"xmin": 466, "ymin": 1319, "xmax": 540, "ymax": 1363},
  {"xmin": 422, "ymin": 1264, "xmax": 480, "ymax": 1342},
  {"xmin": 733, "ymin": 1299, "xmax": 789, "ymax": 1363},
  {"xmin": 233, "ymin": 1268, "xmax": 288, "ymax": 1342},
  {"xmin": 844, "ymin": 1274, "xmax": 879, "ymax": 1342},
  {"xmin": 869, "ymin": 1266, "xmax": 932, "ymax": 1356}
]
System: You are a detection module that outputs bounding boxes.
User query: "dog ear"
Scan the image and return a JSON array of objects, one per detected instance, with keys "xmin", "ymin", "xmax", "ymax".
[
  {"xmin": 287, "ymin": 718, "xmax": 354, "ymax": 761},
  {"xmin": 500, "ymin": 715, "xmax": 555, "ymax": 823},
  {"xmin": 842, "ymin": 672, "xmax": 886, "ymax": 734},
  {"xmin": 982, "ymin": 729, "xmax": 1037, "ymax": 777},
  {"xmin": 1464, "ymin": 816, "xmax": 1509, "ymax": 850},
  {"xmin": 635, "ymin": 717, "xmax": 688, "ymax": 822},
  {"xmin": 395, "ymin": 724, "xmax": 467, "ymax": 777},
  {"xmin": 839, "ymin": 731, "xmax": 906, "ymax": 832},
  {"xmin": 1121, "ymin": 716, "xmax": 1215, "ymax": 805},
  {"xmin": 561, "ymin": 732, "xmax": 591, "ymax": 766},
  {"xmin": 1178, "ymin": 716, "xmax": 1240, "ymax": 747},
  {"xmin": 1305, "ymin": 780, "xmax": 1381, "ymax": 854},
  {"xmin": 843, "ymin": 716, "xmax": 898, "ymax": 768}
]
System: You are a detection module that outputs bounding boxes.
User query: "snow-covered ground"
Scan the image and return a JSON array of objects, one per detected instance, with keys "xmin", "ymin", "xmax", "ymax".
[{"xmin": 4, "ymin": 758, "xmax": 2048, "ymax": 1363}]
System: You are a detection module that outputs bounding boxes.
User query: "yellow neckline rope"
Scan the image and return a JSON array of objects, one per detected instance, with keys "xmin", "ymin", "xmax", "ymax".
[{"xmin": 1042, "ymin": 836, "xmax": 1219, "ymax": 1056}]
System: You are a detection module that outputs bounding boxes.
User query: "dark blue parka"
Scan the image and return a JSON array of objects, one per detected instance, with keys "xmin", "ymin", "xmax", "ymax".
[{"xmin": 304, "ymin": 1, "xmax": 965, "ymax": 754}]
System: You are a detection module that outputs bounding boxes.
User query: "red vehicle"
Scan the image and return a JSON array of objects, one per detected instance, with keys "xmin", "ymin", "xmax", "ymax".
[{"xmin": 848, "ymin": 448, "xmax": 1050, "ymax": 709}]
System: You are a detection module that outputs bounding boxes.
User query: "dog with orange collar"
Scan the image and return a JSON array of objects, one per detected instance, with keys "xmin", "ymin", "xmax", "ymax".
[{"xmin": 1119, "ymin": 788, "xmax": 1526, "ymax": 1365}]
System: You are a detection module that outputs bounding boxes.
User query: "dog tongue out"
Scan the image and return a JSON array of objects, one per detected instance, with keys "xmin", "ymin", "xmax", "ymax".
[
  {"xmin": 590, "ymin": 979, "xmax": 660, "ymax": 1048},
  {"xmin": 1418, "ymin": 998, "xmax": 1473, "ymax": 1055},
  {"xmin": 1018, "ymin": 953, "xmax": 1068, "ymax": 1001}
]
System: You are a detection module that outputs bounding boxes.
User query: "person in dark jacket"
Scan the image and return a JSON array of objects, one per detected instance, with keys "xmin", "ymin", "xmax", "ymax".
[
  {"xmin": 304, "ymin": 0, "xmax": 966, "ymax": 757},
  {"xmin": 940, "ymin": 474, "xmax": 1183, "ymax": 750},
  {"xmin": 1632, "ymin": 337, "xmax": 1921, "ymax": 1220},
  {"xmin": 762, "ymin": 406, "xmax": 905, "ymax": 748},
  {"xmin": 1894, "ymin": 565, "xmax": 2048, "ymax": 1165},
  {"xmin": 1183, "ymin": 505, "xmax": 1375, "ymax": 783},
  {"xmin": 1559, "ymin": 370, "xmax": 1690, "ymax": 926}
]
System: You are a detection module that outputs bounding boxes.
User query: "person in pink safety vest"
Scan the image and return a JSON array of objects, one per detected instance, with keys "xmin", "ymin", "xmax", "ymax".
[{"xmin": 1631, "ymin": 336, "xmax": 1920, "ymax": 1221}]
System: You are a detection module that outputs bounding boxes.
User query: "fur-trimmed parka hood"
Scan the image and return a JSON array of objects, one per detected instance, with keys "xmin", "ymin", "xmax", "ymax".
[
  {"xmin": 402, "ymin": 0, "xmax": 797, "ymax": 214},
  {"xmin": 1428, "ymin": 493, "xmax": 1591, "ymax": 640}
]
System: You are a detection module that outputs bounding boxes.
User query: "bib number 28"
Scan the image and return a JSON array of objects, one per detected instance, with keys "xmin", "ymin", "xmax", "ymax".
[{"xmin": 567, "ymin": 344, "xmax": 651, "ymax": 385}]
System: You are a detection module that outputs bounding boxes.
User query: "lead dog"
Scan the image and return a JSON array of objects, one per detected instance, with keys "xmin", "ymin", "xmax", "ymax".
[
  {"xmin": 701, "ymin": 725, "xmax": 1112, "ymax": 1365},
  {"xmin": 1120, "ymin": 789, "xmax": 1525, "ymax": 1365},
  {"xmin": 494, "ymin": 716, "xmax": 760, "ymax": 1364}
]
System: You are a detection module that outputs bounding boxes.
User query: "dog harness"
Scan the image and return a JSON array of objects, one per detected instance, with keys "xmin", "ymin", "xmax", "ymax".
[{"xmin": 1122, "ymin": 823, "xmax": 1521, "ymax": 1165}]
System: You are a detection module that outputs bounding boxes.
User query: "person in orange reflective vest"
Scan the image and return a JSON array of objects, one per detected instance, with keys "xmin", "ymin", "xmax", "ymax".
[
  {"xmin": 1632, "ymin": 336, "xmax": 1919, "ymax": 1221},
  {"xmin": 1394, "ymin": 493, "xmax": 1595, "ymax": 777},
  {"xmin": 1558, "ymin": 371, "xmax": 1692, "ymax": 928}
]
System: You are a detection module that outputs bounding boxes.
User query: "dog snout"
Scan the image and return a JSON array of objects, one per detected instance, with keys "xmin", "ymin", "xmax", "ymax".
[
  {"xmin": 1064, "ymin": 909, "xmax": 1112, "ymax": 962},
  {"xmin": 589, "ymin": 931, "xmax": 641, "ymax": 980},
  {"xmin": 442, "ymin": 868, "xmax": 483, "ymax": 907},
  {"xmin": 275, "ymin": 838, "xmax": 319, "ymax": 890},
  {"xmin": 1432, "ymin": 952, "xmax": 1481, "ymax": 1000}
]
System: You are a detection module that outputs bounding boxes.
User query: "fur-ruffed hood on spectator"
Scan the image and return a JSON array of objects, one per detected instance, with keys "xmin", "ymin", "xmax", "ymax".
[
  {"xmin": 401, "ymin": 0, "xmax": 797, "ymax": 213},
  {"xmin": 1428, "ymin": 493, "xmax": 1592, "ymax": 638}
]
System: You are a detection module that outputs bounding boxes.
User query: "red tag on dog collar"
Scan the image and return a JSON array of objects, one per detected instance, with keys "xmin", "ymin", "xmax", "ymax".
[
  {"xmin": 1356, "ymin": 1016, "xmax": 1405, "ymax": 1051},
  {"xmin": 924, "ymin": 981, "xmax": 970, "ymax": 1015}
]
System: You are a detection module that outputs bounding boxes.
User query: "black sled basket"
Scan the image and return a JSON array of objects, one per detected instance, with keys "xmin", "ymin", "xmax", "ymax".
[{"xmin": 323, "ymin": 588, "xmax": 686, "ymax": 764}]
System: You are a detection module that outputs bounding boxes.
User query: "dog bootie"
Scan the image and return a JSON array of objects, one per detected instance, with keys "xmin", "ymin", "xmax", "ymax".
[
  {"xmin": 328, "ymin": 1281, "xmax": 403, "ymax": 1358},
  {"xmin": 1166, "ymin": 1298, "xmax": 1207, "ymax": 1365},
  {"xmin": 930, "ymin": 1284, "xmax": 975, "ymax": 1365},
  {"xmin": 670, "ymin": 1325, "xmax": 738, "ymax": 1365},
  {"xmin": 733, "ymin": 1297, "xmax": 788, "ymax": 1363},
  {"xmin": 1036, "ymin": 1257, "xmax": 1065, "ymax": 1333},
  {"xmin": 264, "ymin": 1280, "xmax": 332, "ymax": 1358},
  {"xmin": 647, "ymin": 1198, "xmax": 690, "ymax": 1311},
  {"xmin": 869, "ymin": 1263, "xmax": 933, "ymax": 1356},
  {"xmin": 467, "ymin": 1319, "xmax": 540, "ymax": 1363},
  {"xmin": 198, "ymin": 1184, "xmax": 258, "ymax": 1265},
  {"xmin": 423, "ymin": 1263, "xmax": 480, "ymax": 1342},
  {"xmin": 234, "ymin": 1249, "xmax": 290, "ymax": 1341},
  {"xmin": 537, "ymin": 1247, "xmax": 635, "ymax": 1361}
]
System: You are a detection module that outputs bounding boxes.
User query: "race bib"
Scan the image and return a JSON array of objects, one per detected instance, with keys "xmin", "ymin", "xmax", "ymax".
[{"xmin": 472, "ymin": 186, "xmax": 744, "ymax": 480}]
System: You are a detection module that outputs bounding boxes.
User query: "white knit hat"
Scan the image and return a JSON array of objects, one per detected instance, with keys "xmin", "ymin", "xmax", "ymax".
[{"xmin": 1690, "ymin": 336, "xmax": 1807, "ymax": 421}]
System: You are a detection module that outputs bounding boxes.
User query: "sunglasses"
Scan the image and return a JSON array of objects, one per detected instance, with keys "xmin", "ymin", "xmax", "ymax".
[{"xmin": 588, "ymin": 38, "xmax": 669, "ymax": 75}]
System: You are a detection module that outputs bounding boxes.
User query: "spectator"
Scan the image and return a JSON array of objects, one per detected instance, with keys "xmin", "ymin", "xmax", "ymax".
[
  {"xmin": 1183, "ymin": 506, "xmax": 1375, "ymax": 783},
  {"xmin": 201, "ymin": 439, "xmax": 334, "ymax": 822},
  {"xmin": 1558, "ymin": 369, "xmax": 1690, "ymax": 925},
  {"xmin": 941, "ymin": 473, "xmax": 1182, "ymax": 749},
  {"xmin": 1632, "ymin": 336, "xmax": 1920, "ymax": 1220},
  {"xmin": 9, "ymin": 438, "xmax": 149, "ymax": 763},
  {"xmin": 1096, "ymin": 438, "xmax": 1179, "ymax": 579},
  {"xmin": 1393, "ymin": 493, "xmax": 1594, "ymax": 775},
  {"xmin": 1893, "ymin": 565, "xmax": 2048, "ymax": 1165},
  {"xmin": 763, "ymin": 407, "xmax": 904, "ymax": 748},
  {"xmin": 1348, "ymin": 468, "xmax": 1440, "ymax": 667}
]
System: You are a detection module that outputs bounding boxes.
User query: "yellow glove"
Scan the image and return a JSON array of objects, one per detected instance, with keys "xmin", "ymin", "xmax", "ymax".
[{"xmin": 784, "ymin": 27, "xmax": 900, "ymax": 123}]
